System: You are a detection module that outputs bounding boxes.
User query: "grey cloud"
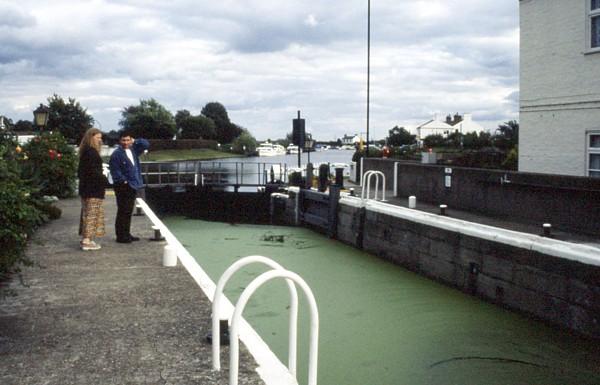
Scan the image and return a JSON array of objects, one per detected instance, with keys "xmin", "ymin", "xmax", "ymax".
[{"xmin": 0, "ymin": 2, "xmax": 36, "ymax": 28}]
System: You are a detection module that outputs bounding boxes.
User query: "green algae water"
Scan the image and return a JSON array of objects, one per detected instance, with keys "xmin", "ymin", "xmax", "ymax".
[{"xmin": 164, "ymin": 217, "xmax": 600, "ymax": 385}]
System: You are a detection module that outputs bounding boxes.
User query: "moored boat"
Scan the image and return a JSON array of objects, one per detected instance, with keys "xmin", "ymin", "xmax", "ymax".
[
  {"xmin": 257, "ymin": 142, "xmax": 286, "ymax": 157},
  {"xmin": 286, "ymin": 144, "xmax": 299, "ymax": 154}
]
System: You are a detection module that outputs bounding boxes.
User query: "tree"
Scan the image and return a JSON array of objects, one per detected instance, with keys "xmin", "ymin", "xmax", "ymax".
[
  {"xmin": 231, "ymin": 129, "xmax": 258, "ymax": 154},
  {"xmin": 494, "ymin": 120, "xmax": 519, "ymax": 150},
  {"xmin": 175, "ymin": 109, "xmax": 217, "ymax": 139},
  {"xmin": 46, "ymin": 94, "xmax": 94, "ymax": 144},
  {"xmin": 463, "ymin": 131, "xmax": 492, "ymax": 149},
  {"xmin": 174, "ymin": 109, "xmax": 192, "ymax": 127},
  {"xmin": 119, "ymin": 99, "xmax": 176, "ymax": 139},
  {"xmin": 201, "ymin": 102, "xmax": 242, "ymax": 143},
  {"xmin": 14, "ymin": 120, "xmax": 33, "ymax": 132},
  {"xmin": 387, "ymin": 126, "xmax": 416, "ymax": 147},
  {"xmin": 423, "ymin": 134, "xmax": 445, "ymax": 148}
]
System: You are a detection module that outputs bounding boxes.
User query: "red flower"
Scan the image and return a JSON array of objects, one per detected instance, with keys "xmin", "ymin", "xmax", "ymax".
[
  {"xmin": 57, "ymin": 153, "xmax": 62, "ymax": 160},
  {"xmin": 48, "ymin": 149, "xmax": 56, "ymax": 160}
]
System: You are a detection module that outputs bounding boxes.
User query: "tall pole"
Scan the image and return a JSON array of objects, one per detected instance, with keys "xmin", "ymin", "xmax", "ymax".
[
  {"xmin": 366, "ymin": 0, "xmax": 371, "ymax": 157},
  {"xmin": 297, "ymin": 111, "xmax": 302, "ymax": 168}
]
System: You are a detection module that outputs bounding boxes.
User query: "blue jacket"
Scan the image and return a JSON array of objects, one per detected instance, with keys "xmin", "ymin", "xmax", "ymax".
[{"xmin": 109, "ymin": 138, "xmax": 150, "ymax": 190}]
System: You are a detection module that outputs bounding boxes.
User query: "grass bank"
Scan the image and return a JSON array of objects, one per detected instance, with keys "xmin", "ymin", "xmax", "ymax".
[{"xmin": 141, "ymin": 148, "xmax": 240, "ymax": 161}]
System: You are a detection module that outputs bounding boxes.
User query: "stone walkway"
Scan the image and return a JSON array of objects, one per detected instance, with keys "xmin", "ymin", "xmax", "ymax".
[{"xmin": 0, "ymin": 195, "xmax": 265, "ymax": 385}]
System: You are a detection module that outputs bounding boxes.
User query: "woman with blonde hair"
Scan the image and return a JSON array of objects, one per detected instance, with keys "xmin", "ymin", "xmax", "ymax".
[{"xmin": 78, "ymin": 128, "xmax": 107, "ymax": 251}]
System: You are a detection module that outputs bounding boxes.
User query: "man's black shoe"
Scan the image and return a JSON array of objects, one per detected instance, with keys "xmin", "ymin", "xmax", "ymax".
[
  {"xmin": 116, "ymin": 238, "xmax": 132, "ymax": 243},
  {"xmin": 129, "ymin": 236, "xmax": 140, "ymax": 241}
]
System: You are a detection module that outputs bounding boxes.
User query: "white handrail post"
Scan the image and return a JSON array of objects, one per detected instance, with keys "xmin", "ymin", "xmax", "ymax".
[
  {"xmin": 361, "ymin": 170, "xmax": 375, "ymax": 201},
  {"xmin": 230, "ymin": 269, "xmax": 319, "ymax": 385},
  {"xmin": 212, "ymin": 256, "xmax": 299, "ymax": 375},
  {"xmin": 393, "ymin": 162, "xmax": 398, "ymax": 197},
  {"xmin": 381, "ymin": 172, "xmax": 387, "ymax": 201}
]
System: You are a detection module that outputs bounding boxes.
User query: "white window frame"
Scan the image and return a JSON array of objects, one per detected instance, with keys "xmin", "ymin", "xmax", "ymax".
[
  {"xmin": 588, "ymin": 0, "xmax": 600, "ymax": 53},
  {"xmin": 587, "ymin": 132, "xmax": 600, "ymax": 177}
]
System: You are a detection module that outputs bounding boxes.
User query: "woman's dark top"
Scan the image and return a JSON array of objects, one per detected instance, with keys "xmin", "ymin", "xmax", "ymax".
[{"xmin": 78, "ymin": 146, "xmax": 106, "ymax": 199}]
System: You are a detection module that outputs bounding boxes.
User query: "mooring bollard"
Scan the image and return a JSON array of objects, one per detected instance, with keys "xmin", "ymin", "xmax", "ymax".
[
  {"xmin": 542, "ymin": 223, "xmax": 552, "ymax": 237},
  {"xmin": 151, "ymin": 225, "xmax": 165, "ymax": 241},
  {"xmin": 408, "ymin": 196, "xmax": 416, "ymax": 209},
  {"xmin": 133, "ymin": 204, "xmax": 144, "ymax": 216},
  {"xmin": 162, "ymin": 245, "xmax": 177, "ymax": 267},
  {"xmin": 439, "ymin": 204, "xmax": 447, "ymax": 216},
  {"xmin": 349, "ymin": 188, "xmax": 355, "ymax": 196}
]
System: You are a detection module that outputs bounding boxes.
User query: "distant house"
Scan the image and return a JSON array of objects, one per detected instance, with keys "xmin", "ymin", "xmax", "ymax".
[
  {"xmin": 341, "ymin": 134, "xmax": 361, "ymax": 145},
  {"xmin": 415, "ymin": 113, "xmax": 484, "ymax": 140},
  {"xmin": 519, "ymin": 0, "xmax": 600, "ymax": 177},
  {"xmin": 449, "ymin": 113, "xmax": 485, "ymax": 134},
  {"xmin": 415, "ymin": 118, "xmax": 453, "ymax": 140}
]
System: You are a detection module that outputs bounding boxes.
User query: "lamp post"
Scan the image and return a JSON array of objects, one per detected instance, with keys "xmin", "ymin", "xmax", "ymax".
[
  {"xmin": 366, "ymin": 0, "xmax": 371, "ymax": 157},
  {"xmin": 305, "ymin": 135, "xmax": 315, "ymax": 164},
  {"xmin": 33, "ymin": 104, "xmax": 49, "ymax": 131}
]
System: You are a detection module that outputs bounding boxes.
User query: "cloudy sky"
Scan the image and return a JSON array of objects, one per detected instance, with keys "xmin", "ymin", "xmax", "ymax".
[{"xmin": 0, "ymin": 0, "xmax": 519, "ymax": 141}]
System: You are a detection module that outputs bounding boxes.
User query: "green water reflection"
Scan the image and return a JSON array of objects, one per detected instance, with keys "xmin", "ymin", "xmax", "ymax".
[{"xmin": 164, "ymin": 217, "xmax": 600, "ymax": 385}]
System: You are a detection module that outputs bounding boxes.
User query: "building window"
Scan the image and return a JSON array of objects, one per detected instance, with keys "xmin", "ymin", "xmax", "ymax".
[
  {"xmin": 591, "ymin": 0, "xmax": 600, "ymax": 49},
  {"xmin": 588, "ymin": 133, "xmax": 600, "ymax": 177}
]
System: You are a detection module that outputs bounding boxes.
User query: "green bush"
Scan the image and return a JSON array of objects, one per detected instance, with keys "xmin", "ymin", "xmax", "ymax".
[
  {"xmin": 36, "ymin": 203, "xmax": 62, "ymax": 220},
  {"xmin": 22, "ymin": 132, "xmax": 77, "ymax": 198},
  {"xmin": 288, "ymin": 171, "xmax": 304, "ymax": 187},
  {"xmin": 352, "ymin": 147, "xmax": 383, "ymax": 162},
  {"xmin": 0, "ymin": 135, "xmax": 45, "ymax": 279},
  {"xmin": 502, "ymin": 146, "xmax": 518, "ymax": 170},
  {"xmin": 231, "ymin": 130, "xmax": 258, "ymax": 155}
]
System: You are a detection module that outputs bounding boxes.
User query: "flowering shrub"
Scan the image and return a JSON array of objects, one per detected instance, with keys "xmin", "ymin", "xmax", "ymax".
[
  {"xmin": 0, "ymin": 135, "xmax": 45, "ymax": 279},
  {"xmin": 22, "ymin": 132, "xmax": 77, "ymax": 198}
]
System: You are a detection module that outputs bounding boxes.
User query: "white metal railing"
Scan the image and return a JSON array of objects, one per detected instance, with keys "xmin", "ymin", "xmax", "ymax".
[
  {"xmin": 134, "ymin": 198, "xmax": 298, "ymax": 385},
  {"xmin": 230, "ymin": 269, "xmax": 319, "ymax": 385},
  {"xmin": 212, "ymin": 256, "xmax": 299, "ymax": 375},
  {"xmin": 141, "ymin": 160, "xmax": 289, "ymax": 187},
  {"xmin": 361, "ymin": 170, "xmax": 386, "ymax": 201}
]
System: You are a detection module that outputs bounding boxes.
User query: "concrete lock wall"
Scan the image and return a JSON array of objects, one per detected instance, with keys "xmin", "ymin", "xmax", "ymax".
[
  {"xmin": 362, "ymin": 159, "xmax": 600, "ymax": 235},
  {"xmin": 336, "ymin": 201, "xmax": 600, "ymax": 338},
  {"xmin": 277, "ymin": 192, "xmax": 600, "ymax": 338}
]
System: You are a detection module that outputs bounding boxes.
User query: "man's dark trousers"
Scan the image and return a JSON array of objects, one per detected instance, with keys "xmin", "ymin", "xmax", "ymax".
[{"xmin": 114, "ymin": 183, "xmax": 137, "ymax": 241}]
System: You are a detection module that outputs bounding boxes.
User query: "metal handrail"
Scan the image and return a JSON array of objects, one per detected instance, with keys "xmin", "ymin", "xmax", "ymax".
[
  {"xmin": 212, "ymin": 256, "xmax": 299, "ymax": 375},
  {"xmin": 141, "ymin": 160, "xmax": 288, "ymax": 187},
  {"xmin": 230, "ymin": 269, "xmax": 319, "ymax": 385},
  {"xmin": 361, "ymin": 170, "xmax": 386, "ymax": 201}
]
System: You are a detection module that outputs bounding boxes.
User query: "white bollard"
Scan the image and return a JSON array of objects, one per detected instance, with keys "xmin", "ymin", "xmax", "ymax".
[
  {"xmin": 163, "ymin": 245, "xmax": 177, "ymax": 267},
  {"xmin": 408, "ymin": 196, "xmax": 416, "ymax": 209}
]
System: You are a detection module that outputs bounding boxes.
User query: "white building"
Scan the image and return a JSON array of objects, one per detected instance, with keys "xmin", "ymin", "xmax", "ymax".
[
  {"xmin": 452, "ymin": 113, "xmax": 485, "ymax": 134},
  {"xmin": 415, "ymin": 119, "xmax": 453, "ymax": 140},
  {"xmin": 415, "ymin": 113, "xmax": 484, "ymax": 140},
  {"xmin": 340, "ymin": 134, "xmax": 362, "ymax": 145},
  {"xmin": 519, "ymin": 0, "xmax": 600, "ymax": 177}
]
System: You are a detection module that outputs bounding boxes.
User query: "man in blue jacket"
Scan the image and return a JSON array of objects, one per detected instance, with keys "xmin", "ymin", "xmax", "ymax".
[{"xmin": 109, "ymin": 131, "xmax": 150, "ymax": 243}]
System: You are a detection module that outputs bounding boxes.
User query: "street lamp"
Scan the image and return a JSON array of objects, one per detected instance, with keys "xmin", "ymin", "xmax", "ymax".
[
  {"xmin": 33, "ymin": 104, "xmax": 49, "ymax": 131},
  {"xmin": 366, "ymin": 0, "xmax": 371, "ymax": 157},
  {"xmin": 304, "ymin": 135, "xmax": 315, "ymax": 163}
]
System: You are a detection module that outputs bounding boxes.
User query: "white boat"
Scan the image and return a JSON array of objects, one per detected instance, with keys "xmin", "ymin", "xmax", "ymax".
[
  {"xmin": 287, "ymin": 144, "xmax": 300, "ymax": 154},
  {"xmin": 257, "ymin": 142, "xmax": 286, "ymax": 157}
]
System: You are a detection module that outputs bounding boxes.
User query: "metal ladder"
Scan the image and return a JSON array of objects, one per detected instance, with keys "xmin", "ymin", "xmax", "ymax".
[
  {"xmin": 212, "ymin": 255, "xmax": 319, "ymax": 385},
  {"xmin": 361, "ymin": 170, "xmax": 387, "ymax": 202}
]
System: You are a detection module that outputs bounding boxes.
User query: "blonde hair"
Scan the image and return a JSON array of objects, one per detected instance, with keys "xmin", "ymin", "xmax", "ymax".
[{"xmin": 79, "ymin": 128, "xmax": 103, "ymax": 155}]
